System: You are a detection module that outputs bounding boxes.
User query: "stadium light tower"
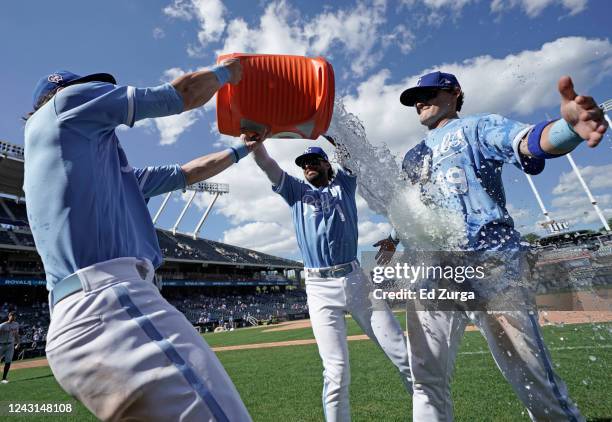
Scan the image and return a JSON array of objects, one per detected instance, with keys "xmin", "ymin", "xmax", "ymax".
[
  {"xmin": 601, "ymin": 99, "xmax": 612, "ymax": 128},
  {"xmin": 152, "ymin": 181, "xmax": 230, "ymax": 238},
  {"xmin": 524, "ymin": 174, "xmax": 552, "ymax": 223}
]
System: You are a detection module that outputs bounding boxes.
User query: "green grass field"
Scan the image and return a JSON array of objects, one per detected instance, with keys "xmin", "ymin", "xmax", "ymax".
[{"xmin": 1, "ymin": 317, "xmax": 610, "ymax": 421}]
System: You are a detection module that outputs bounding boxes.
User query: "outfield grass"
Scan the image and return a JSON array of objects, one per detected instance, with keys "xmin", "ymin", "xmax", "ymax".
[{"xmin": 2, "ymin": 320, "xmax": 610, "ymax": 421}]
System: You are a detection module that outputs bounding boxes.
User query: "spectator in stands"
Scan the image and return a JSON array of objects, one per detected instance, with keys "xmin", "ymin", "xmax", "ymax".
[{"xmin": 23, "ymin": 64, "xmax": 264, "ymax": 420}]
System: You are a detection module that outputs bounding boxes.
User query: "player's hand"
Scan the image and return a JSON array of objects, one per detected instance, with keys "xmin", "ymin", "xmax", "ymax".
[
  {"xmin": 559, "ymin": 76, "xmax": 608, "ymax": 148},
  {"xmin": 220, "ymin": 58, "xmax": 243, "ymax": 85},
  {"xmin": 240, "ymin": 131, "xmax": 268, "ymax": 153},
  {"xmin": 373, "ymin": 238, "xmax": 397, "ymax": 265}
]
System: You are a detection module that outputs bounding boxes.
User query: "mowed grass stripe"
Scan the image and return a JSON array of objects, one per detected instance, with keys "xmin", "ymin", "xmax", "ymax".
[{"xmin": 5, "ymin": 323, "xmax": 610, "ymax": 421}]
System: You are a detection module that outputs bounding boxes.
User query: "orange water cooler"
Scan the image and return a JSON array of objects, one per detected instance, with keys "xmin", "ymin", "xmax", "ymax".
[{"xmin": 216, "ymin": 53, "xmax": 335, "ymax": 140}]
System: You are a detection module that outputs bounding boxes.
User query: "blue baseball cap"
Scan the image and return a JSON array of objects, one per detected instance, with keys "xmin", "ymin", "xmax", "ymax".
[
  {"xmin": 32, "ymin": 70, "xmax": 116, "ymax": 109},
  {"xmin": 400, "ymin": 71, "xmax": 461, "ymax": 107},
  {"xmin": 295, "ymin": 146, "xmax": 329, "ymax": 167}
]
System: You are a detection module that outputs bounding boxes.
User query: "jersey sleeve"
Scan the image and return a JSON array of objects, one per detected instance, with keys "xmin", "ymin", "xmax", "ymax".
[
  {"xmin": 54, "ymin": 82, "xmax": 184, "ymax": 129},
  {"xmin": 476, "ymin": 114, "xmax": 545, "ymax": 175},
  {"xmin": 272, "ymin": 171, "xmax": 304, "ymax": 206},
  {"xmin": 133, "ymin": 164, "xmax": 187, "ymax": 199},
  {"xmin": 334, "ymin": 168, "xmax": 357, "ymax": 194}
]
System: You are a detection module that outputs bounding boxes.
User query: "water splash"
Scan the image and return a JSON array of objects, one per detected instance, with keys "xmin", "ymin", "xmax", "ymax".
[{"xmin": 326, "ymin": 98, "xmax": 467, "ymax": 249}]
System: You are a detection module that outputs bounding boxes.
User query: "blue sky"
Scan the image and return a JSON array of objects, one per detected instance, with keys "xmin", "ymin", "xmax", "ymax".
[{"xmin": 1, "ymin": 0, "xmax": 611, "ymax": 260}]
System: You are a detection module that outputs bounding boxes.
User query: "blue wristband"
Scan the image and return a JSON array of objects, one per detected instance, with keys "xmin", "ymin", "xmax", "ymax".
[
  {"xmin": 548, "ymin": 119, "xmax": 583, "ymax": 153},
  {"xmin": 527, "ymin": 120, "xmax": 559, "ymax": 159},
  {"xmin": 211, "ymin": 65, "xmax": 231, "ymax": 86},
  {"xmin": 229, "ymin": 143, "xmax": 250, "ymax": 163}
]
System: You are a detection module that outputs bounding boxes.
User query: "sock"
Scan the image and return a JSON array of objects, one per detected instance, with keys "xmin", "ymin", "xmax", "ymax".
[{"xmin": 3, "ymin": 362, "xmax": 10, "ymax": 380}]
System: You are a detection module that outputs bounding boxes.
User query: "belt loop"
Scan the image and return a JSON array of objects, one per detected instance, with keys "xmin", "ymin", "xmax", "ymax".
[
  {"xmin": 74, "ymin": 271, "xmax": 92, "ymax": 294},
  {"xmin": 48, "ymin": 291, "xmax": 54, "ymax": 317}
]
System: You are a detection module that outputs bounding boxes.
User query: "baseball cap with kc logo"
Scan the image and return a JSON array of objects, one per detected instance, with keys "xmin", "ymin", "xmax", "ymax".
[{"xmin": 400, "ymin": 71, "xmax": 461, "ymax": 107}]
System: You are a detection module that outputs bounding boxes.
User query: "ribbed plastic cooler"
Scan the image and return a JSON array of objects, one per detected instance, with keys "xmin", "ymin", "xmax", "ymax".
[{"xmin": 216, "ymin": 53, "xmax": 335, "ymax": 140}]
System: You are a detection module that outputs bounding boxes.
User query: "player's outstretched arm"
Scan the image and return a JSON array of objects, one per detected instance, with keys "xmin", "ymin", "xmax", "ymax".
[
  {"xmin": 181, "ymin": 134, "xmax": 261, "ymax": 185},
  {"xmin": 519, "ymin": 76, "xmax": 608, "ymax": 157},
  {"xmin": 172, "ymin": 58, "xmax": 242, "ymax": 111},
  {"xmin": 252, "ymin": 143, "xmax": 283, "ymax": 186}
]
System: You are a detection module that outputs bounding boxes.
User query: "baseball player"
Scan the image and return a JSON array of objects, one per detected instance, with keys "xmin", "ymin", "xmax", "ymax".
[
  {"xmin": 0, "ymin": 312, "xmax": 20, "ymax": 384},
  {"xmin": 23, "ymin": 62, "xmax": 260, "ymax": 421},
  {"xmin": 252, "ymin": 142, "xmax": 413, "ymax": 422},
  {"xmin": 375, "ymin": 71, "xmax": 607, "ymax": 421}
]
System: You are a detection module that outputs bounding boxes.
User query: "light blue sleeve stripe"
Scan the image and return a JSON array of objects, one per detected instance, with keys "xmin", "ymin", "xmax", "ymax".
[
  {"xmin": 133, "ymin": 165, "xmax": 187, "ymax": 198},
  {"xmin": 112, "ymin": 284, "xmax": 229, "ymax": 422}
]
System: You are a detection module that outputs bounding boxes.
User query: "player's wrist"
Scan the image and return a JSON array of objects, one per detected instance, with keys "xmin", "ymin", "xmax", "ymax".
[
  {"xmin": 527, "ymin": 120, "xmax": 561, "ymax": 159},
  {"xmin": 211, "ymin": 64, "xmax": 231, "ymax": 86},
  {"xmin": 547, "ymin": 119, "xmax": 583, "ymax": 153},
  {"xmin": 228, "ymin": 141, "xmax": 250, "ymax": 163}
]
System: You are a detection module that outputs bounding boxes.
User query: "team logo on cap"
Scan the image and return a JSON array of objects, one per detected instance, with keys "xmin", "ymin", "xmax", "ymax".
[{"xmin": 48, "ymin": 73, "xmax": 63, "ymax": 84}]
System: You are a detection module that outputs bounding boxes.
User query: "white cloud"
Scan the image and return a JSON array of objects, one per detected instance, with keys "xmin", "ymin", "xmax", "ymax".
[
  {"xmin": 546, "ymin": 163, "xmax": 612, "ymax": 228},
  {"xmin": 381, "ymin": 25, "xmax": 415, "ymax": 54},
  {"xmin": 163, "ymin": 0, "xmax": 194, "ymax": 19},
  {"xmin": 549, "ymin": 193, "xmax": 612, "ymax": 226},
  {"xmin": 401, "ymin": 0, "xmax": 476, "ymax": 10},
  {"xmin": 343, "ymin": 36, "xmax": 612, "ymax": 155},
  {"xmin": 552, "ymin": 164, "xmax": 612, "ymax": 195},
  {"xmin": 506, "ymin": 202, "xmax": 544, "ymax": 234},
  {"xmin": 153, "ymin": 27, "xmax": 166, "ymax": 39},
  {"xmin": 164, "ymin": 0, "xmax": 227, "ymax": 54},
  {"xmin": 490, "ymin": 0, "xmax": 588, "ymax": 17},
  {"xmin": 216, "ymin": 0, "xmax": 408, "ymax": 77},
  {"xmin": 220, "ymin": 2, "xmax": 308, "ymax": 57},
  {"xmin": 155, "ymin": 111, "xmax": 201, "ymax": 145},
  {"xmin": 358, "ymin": 221, "xmax": 392, "ymax": 247},
  {"xmin": 401, "ymin": 0, "xmax": 588, "ymax": 18},
  {"xmin": 222, "ymin": 221, "xmax": 299, "ymax": 256}
]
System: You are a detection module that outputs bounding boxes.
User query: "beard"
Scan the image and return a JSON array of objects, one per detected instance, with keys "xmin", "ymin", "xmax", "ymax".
[{"xmin": 305, "ymin": 169, "xmax": 328, "ymax": 186}]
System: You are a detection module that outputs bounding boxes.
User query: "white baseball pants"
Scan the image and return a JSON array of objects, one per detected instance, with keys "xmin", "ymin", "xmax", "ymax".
[
  {"xmin": 406, "ymin": 304, "xmax": 584, "ymax": 422},
  {"xmin": 45, "ymin": 257, "xmax": 251, "ymax": 422},
  {"xmin": 306, "ymin": 263, "xmax": 412, "ymax": 422}
]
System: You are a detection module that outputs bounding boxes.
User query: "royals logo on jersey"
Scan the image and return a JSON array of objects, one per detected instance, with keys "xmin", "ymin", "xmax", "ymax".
[{"xmin": 302, "ymin": 185, "xmax": 346, "ymax": 221}]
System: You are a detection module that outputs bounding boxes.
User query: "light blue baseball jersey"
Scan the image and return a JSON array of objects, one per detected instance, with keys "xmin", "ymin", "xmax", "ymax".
[
  {"xmin": 24, "ymin": 82, "xmax": 186, "ymax": 290},
  {"xmin": 273, "ymin": 169, "xmax": 358, "ymax": 268},
  {"xmin": 400, "ymin": 114, "xmax": 544, "ymax": 251}
]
